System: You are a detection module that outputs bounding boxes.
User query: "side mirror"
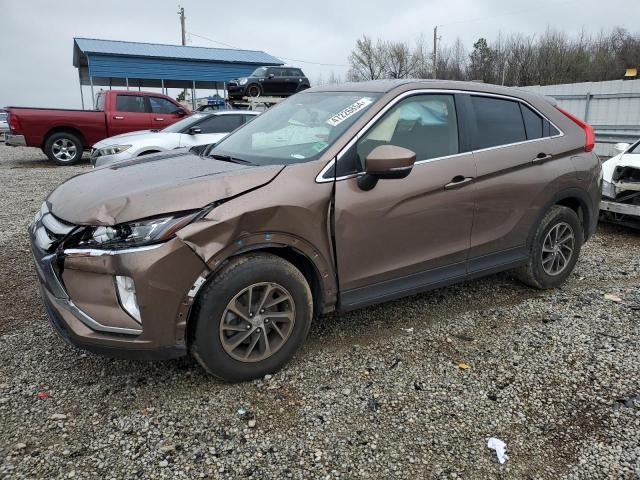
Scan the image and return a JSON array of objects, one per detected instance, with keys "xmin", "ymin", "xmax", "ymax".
[
  {"xmin": 189, "ymin": 144, "xmax": 212, "ymax": 155},
  {"xmin": 188, "ymin": 126, "xmax": 202, "ymax": 135},
  {"xmin": 614, "ymin": 142, "xmax": 630, "ymax": 153},
  {"xmin": 268, "ymin": 73, "xmax": 275, "ymax": 79},
  {"xmin": 358, "ymin": 145, "xmax": 416, "ymax": 191}
]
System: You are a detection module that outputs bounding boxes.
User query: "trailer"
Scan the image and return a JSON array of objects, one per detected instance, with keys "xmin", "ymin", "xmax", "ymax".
[{"xmin": 227, "ymin": 96, "xmax": 285, "ymax": 112}]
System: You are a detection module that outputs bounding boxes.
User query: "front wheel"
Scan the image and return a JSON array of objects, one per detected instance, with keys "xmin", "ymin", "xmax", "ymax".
[
  {"xmin": 246, "ymin": 84, "xmax": 262, "ymax": 98},
  {"xmin": 515, "ymin": 205, "xmax": 584, "ymax": 289},
  {"xmin": 190, "ymin": 253, "xmax": 313, "ymax": 381},
  {"xmin": 44, "ymin": 132, "xmax": 83, "ymax": 165}
]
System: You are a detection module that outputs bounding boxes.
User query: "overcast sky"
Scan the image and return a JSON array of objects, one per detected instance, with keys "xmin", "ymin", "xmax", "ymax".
[{"xmin": 0, "ymin": 0, "xmax": 636, "ymax": 108}]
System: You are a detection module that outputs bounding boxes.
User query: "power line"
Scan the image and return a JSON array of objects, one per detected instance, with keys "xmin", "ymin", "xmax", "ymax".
[{"xmin": 187, "ymin": 31, "xmax": 349, "ymax": 68}]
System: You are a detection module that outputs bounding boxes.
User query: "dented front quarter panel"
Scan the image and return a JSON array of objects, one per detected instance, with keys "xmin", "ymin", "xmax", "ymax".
[{"xmin": 176, "ymin": 158, "xmax": 338, "ymax": 310}]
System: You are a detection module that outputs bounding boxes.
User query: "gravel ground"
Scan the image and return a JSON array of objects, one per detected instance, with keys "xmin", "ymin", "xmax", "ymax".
[{"xmin": 0, "ymin": 144, "xmax": 639, "ymax": 479}]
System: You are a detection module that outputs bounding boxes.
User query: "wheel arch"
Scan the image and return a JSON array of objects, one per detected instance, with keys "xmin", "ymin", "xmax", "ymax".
[
  {"xmin": 137, "ymin": 149, "xmax": 163, "ymax": 156},
  {"xmin": 527, "ymin": 188, "xmax": 594, "ymax": 249},
  {"xmin": 184, "ymin": 238, "xmax": 336, "ymax": 346},
  {"xmin": 43, "ymin": 126, "xmax": 86, "ymax": 149}
]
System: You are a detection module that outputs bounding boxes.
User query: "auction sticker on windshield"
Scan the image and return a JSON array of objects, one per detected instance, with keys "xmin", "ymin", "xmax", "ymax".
[{"xmin": 326, "ymin": 98, "xmax": 374, "ymax": 127}]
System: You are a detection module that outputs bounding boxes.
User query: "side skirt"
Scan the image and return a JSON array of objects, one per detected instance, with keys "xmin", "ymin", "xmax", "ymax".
[{"xmin": 338, "ymin": 246, "xmax": 528, "ymax": 312}]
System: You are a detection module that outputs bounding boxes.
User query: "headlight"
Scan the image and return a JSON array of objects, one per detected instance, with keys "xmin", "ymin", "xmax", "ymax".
[
  {"xmin": 33, "ymin": 202, "xmax": 48, "ymax": 224},
  {"xmin": 76, "ymin": 211, "xmax": 199, "ymax": 249},
  {"xmin": 602, "ymin": 179, "xmax": 616, "ymax": 199},
  {"xmin": 238, "ymin": 77, "xmax": 248, "ymax": 85},
  {"xmin": 95, "ymin": 144, "xmax": 132, "ymax": 157}
]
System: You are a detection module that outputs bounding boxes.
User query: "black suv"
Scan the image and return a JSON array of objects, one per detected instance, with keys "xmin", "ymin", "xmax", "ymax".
[{"xmin": 228, "ymin": 66, "xmax": 310, "ymax": 99}]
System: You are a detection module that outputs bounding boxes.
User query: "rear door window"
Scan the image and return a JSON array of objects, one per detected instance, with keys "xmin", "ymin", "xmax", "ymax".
[
  {"xmin": 471, "ymin": 96, "xmax": 526, "ymax": 149},
  {"xmin": 115, "ymin": 95, "xmax": 147, "ymax": 113},
  {"xmin": 149, "ymin": 97, "xmax": 178, "ymax": 114},
  {"xmin": 198, "ymin": 115, "xmax": 244, "ymax": 134}
]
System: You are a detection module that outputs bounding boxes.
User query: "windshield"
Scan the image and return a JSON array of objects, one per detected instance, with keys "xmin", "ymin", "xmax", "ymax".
[
  {"xmin": 251, "ymin": 67, "xmax": 268, "ymax": 77},
  {"xmin": 629, "ymin": 140, "xmax": 640, "ymax": 154},
  {"xmin": 0, "ymin": 113, "xmax": 6, "ymax": 121},
  {"xmin": 209, "ymin": 92, "xmax": 381, "ymax": 166},
  {"xmin": 161, "ymin": 113, "xmax": 207, "ymax": 133}
]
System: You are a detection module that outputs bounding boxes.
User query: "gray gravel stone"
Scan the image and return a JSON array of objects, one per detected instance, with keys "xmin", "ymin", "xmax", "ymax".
[{"xmin": 0, "ymin": 145, "xmax": 639, "ymax": 478}]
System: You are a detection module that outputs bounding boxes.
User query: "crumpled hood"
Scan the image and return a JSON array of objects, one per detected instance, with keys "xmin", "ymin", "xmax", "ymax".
[
  {"xmin": 602, "ymin": 153, "xmax": 640, "ymax": 181},
  {"xmin": 47, "ymin": 150, "xmax": 283, "ymax": 225},
  {"xmin": 93, "ymin": 130, "xmax": 156, "ymax": 148}
]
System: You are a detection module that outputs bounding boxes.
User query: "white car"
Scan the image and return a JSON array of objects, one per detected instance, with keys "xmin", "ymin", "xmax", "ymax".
[
  {"xmin": 601, "ymin": 140, "xmax": 640, "ymax": 228},
  {"xmin": 90, "ymin": 111, "xmax": 259, "ymax": 167},
  {"xmin": 0, "ymin": 111, "xmax": 8, "ymax": 137}
]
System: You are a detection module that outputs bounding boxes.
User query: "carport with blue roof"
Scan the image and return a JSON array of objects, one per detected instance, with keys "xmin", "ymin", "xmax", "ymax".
[{"xmin": 73, "ymin": 37, "xmax": 283, "ymax": 109}]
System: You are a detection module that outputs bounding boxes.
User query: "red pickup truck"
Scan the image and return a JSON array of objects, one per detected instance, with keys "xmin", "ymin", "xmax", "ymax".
[{"xmin": 5, "ymin": 90, "xmax": 190, "ymax": 165}]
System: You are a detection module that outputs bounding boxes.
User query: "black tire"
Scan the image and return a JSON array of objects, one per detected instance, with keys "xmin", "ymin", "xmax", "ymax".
[
  {"xmin": 515, "ymin": 205, "xmax": 584, "ymax": 289},
  {"xmin": 43, "ymin": 131, "xmax": 83, "ymax": 166},
  {"xmin": 190, "ymin": 253, "xmax": 313, "ymax": 381},
  {"xmin": 246, "ymin": 84, "xmax": 262, "ymax": 98}
]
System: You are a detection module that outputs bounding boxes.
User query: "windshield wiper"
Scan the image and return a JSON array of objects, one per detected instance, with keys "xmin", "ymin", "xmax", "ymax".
[{"xmin": 210, "ymin": 154, "xmax": 256, "ymax": 166}]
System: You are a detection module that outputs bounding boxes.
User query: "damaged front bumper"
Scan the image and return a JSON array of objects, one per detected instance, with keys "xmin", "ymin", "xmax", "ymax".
[
  {"xmin": 600, "ymin": 200, "xmax": 640, "ymax": 217},
  {"xmin": 29, "ymin": 210, "xmax": 208, "ymax": 360},
  {"xmin": 600, "ymin": 164, "xmax": 640, "ymax": 226}
]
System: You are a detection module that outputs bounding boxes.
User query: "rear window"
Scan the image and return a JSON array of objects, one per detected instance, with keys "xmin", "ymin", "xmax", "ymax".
[
  {"xmin": 115, "ymin": 95, "xmax": 147, "ymax": 113},
  {"xmin": 471, "ymin": 96, "xmax": 526, "ymax": 149},
  {"xmin": 95, "ymin": 93, "xmax": 106, "ymax": 111}
]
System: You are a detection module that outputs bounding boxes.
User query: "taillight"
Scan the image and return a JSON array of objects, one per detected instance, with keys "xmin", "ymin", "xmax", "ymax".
[
  {"xmin": 8, "ymin": 113, "xmax": 21, "ymax": 134},
  {"xmin": 556, "ymin": 106, "xmax": 595, "ymax": 152}
]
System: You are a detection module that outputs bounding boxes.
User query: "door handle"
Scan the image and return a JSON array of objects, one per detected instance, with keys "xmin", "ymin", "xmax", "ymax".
[
  {"xmin": 154, "ymin": 117, "xmax": 165, "ymax": 121},
  {"xmin": 444, "ymin": 175, "xmax": 474, "ymax": 190},
  {"xmin": 113, "ymin": 116, "xmax": 124, "ymax": 120},
  {"xmin": 532, "ymin": 152, "xmax": 553, "ymax": 164}
]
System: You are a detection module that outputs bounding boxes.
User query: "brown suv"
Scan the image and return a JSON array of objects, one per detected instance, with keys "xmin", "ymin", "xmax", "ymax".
[{"xmin": 30, "ymin": 80, "xmax": 601, "ymax": 381}]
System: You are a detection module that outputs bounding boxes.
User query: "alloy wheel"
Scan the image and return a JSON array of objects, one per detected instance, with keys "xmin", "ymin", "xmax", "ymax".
[
  {"xmin": 219, "ymin": 282, "xmax": 295, "ymax": 362},
  {"xmin": 247, "ymin": 85, "xmax": 260, "ymax": 97},
  {"xmin": 541, "ymin": 222, "xmax": 575, "ymax": 276},
  {"xmin": 52, "ymin": 138, "xmax": 77, "ymax": 162}
]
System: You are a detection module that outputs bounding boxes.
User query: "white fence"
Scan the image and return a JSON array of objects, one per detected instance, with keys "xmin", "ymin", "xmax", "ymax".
[{"xmin": 523, "ymin": 79, "xmax": 640, "ymax": 157}]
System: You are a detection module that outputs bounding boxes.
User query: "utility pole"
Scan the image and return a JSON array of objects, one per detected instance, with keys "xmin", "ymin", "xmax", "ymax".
[
  {"xmin": 178, "ymin": 6, "xmax": 187, "ymax": 103},
  {"xmin": 432, "ymin": 26, "xmax": 438, "ymax": 79},
  {"xmin": 178, "ymin": 6, "xmax": 186, "ymax": 46}
]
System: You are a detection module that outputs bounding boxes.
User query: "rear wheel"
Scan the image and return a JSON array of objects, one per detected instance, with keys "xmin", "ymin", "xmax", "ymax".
[
  {"xmin": 190, "ymin": 253, "xmax": 313, "ymax": 381},
  {"xmin": 44, "ymin": 132, "xmax": 83, "ymax": 165},
  {"xmin": 515, "ymin": 205, "xmax": 583, "ymax": 289}
]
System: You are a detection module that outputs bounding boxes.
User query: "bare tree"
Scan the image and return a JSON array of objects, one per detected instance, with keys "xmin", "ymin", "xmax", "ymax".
[
  {"xmin": 348, "ymin": 35, "xmax": 386, "ymax": 80},
  {"xmin": 383, "ymin": 40, "xmax": 418, "ymax": 78},
  {"xmin": 347, "ymin": 27, "xmax": 640, "ymax": 86}
]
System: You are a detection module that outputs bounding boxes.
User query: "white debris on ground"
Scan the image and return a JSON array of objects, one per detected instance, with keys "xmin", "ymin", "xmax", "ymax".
[{"xmin": 487, "ymin": 437, "xmax": 509, "ymax": 464}]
